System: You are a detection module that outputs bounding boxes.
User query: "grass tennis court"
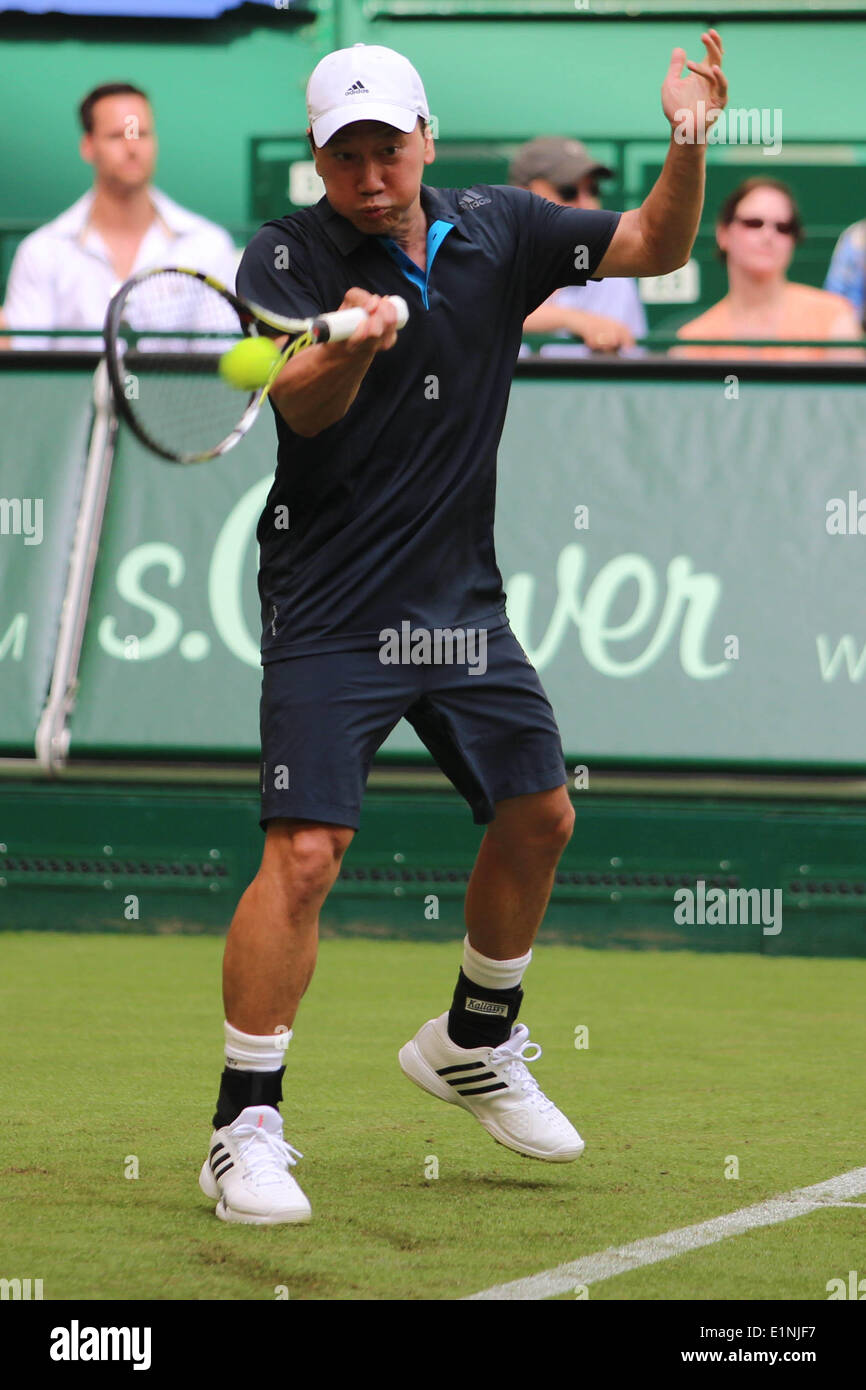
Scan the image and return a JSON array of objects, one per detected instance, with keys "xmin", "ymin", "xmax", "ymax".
[{"xmin": 3, "ymin": 932, "xmax": 863, "ymax": 1302}]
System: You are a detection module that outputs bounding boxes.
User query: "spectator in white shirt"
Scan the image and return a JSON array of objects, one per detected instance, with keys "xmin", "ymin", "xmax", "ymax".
[
  {"xmin": 509, "ymin": 137, "xmax": 647, "ymax": 356},
  {"xmin": 2, "ymin": 82, "xmax": 239, "ymax": 350}
]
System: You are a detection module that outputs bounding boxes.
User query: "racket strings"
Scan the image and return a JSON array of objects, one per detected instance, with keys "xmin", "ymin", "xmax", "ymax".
[
  {"xmin": 283, "ymin": 330, "xmax": 314, "ymax": 361},
  {"xmin": 110, "ymin": 270, "xmax": 261, "ymax": 461}
]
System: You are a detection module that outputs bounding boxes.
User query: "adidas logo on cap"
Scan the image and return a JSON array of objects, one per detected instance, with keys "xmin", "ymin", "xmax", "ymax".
[{"xmin": 307, "ymin": 46, "xmax": 430, "ymax": 148}]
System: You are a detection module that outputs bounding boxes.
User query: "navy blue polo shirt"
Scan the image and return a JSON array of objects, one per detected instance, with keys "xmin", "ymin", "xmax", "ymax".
[{"xmin": 236, "ymin": 183, "xmax": 620, "ymax": 662}]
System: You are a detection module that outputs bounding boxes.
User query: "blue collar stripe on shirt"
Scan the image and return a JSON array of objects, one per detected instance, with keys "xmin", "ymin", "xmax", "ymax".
[{"xmin": 378, "ymin": 219, "xmax": 454, "ymax": 308}]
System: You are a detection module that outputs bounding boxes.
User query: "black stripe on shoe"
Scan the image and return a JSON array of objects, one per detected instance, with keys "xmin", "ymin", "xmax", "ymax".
[
  {"xmin": 457, "ymin": 1082, "xmax": 509, "ymax": 1096},
  {"xmin": 437, "ymin": 1061, "xmax": 486, "ymax": 1076},
  {"xmin": 212, "ymin": 1158, "xmax": 234, "ymax": 1179},
  {"xmin": 445, "ymin": 1070, "xmax": 496, "ymax": 1087},
  {"xmin": 210, "ymin": 1142, "xmax": 227, "ymax": 1159}
]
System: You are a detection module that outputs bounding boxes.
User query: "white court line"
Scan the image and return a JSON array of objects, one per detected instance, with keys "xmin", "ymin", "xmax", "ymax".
[{"xmin": 463, "ymin": 1167, "xmax": 866, "ymax": 1301}]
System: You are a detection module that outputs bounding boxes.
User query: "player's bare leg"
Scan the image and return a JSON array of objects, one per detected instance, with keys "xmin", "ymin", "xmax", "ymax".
[
  {"xmin": 399, "ymin": 783, "xmax": 584, "ymax": 1161},
  {"xmin": 463, "ymin": 784, "xmax": 575, "ymax": 959},
  {"xmin": 200, "ymin": 818, "xmax": 353, "ymax": 1224},
  {"xmin": 222, "ymin": 818, "xmax": 355, "ymax": 1034}
]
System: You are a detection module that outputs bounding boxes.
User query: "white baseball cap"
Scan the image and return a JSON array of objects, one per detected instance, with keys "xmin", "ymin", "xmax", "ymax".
[{"xmin": 306, "ymin": 43, "xmax": 429, "ymax": 148}]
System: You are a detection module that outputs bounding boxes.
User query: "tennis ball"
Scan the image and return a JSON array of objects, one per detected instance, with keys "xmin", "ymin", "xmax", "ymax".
[{"xmin": 219, "ymin": 335, "xmax": 282, "ymax": 390}]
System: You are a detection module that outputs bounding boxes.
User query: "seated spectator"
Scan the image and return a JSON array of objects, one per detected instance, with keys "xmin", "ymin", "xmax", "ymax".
[
  {"xmin": 674, "ymin": 178, "xmax": 863, "ymax": 361},
  {"xmin": 1, "ymin": 82, "xmax": 239, "ymax": 349},
  {"xmin": 509, "ymin": 136, "xmax": 647, "ymax": 355},
  {"xmin": 824, "ymin": 216, "xmax": 866, "ymax": 330}
]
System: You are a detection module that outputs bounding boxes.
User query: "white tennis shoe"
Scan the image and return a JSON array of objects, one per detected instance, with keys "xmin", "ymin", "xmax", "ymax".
[
  {"xmin": 199, "ymin": 1105, "xmax": 311, "ymax": 1225},
  {"xmin": 398, "ymin": 1013, "xmax": 585, "ymax": 1162}
]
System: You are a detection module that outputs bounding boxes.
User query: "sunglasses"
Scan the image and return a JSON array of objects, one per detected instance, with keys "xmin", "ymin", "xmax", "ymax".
[
  {"xmin": 732, "ymin": 215, "xmax": 799, "ymax": 237},
  {"xmin": 556, "ymin": 179, "xmax": 600, "ymax": 201}
]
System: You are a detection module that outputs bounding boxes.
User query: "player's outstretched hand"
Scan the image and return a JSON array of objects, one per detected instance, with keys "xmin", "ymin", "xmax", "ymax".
[
  {"xmin": 662, "ymin": 28, "xmax": 728, "ymax": 136},
  {"xmin": 334, "ymin": 287, "xmax": 401, "ymax": 355}
]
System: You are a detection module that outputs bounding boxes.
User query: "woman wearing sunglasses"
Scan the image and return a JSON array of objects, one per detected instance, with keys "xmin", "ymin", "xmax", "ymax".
[{"xmin": 674, "ymin": 177, "xmax": 863, "ymax": 360}]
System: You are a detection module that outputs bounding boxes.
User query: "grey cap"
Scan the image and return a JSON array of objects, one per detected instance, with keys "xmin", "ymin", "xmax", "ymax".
[{"xmin": 508, "ymin": 137, "xmax": 613, "ymax": 189}]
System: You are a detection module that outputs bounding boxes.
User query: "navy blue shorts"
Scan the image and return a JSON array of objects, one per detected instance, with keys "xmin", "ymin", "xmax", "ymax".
[{"xmin": 258, "ymin": 622, "xmax": 568, "ymax": 831}]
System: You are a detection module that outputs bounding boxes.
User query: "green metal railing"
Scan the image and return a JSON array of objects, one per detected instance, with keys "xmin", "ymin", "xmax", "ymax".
[
  {"xmin": 2, "ymin": 329, "xmax": 864, "ymax": 353},
  {"xmin": 524, "ymin": 334, "xmax": 866, "ymax": 352}
]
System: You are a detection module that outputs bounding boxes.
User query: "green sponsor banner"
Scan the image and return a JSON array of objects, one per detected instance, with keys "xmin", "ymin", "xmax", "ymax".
[
  {"xmin": 0, "ymin": 370, "xmax": 93, "ymax": 752},
  {"xmin": 497, "ymin": 378, "xmax": 866, "ymax": 765},
  {"xmin": 69, "ymin": 422, "xmax": 268, "ymax": 758},
  {"xmin": 67, "ymin": 372, "xmax": 866, "ymax": 768}
]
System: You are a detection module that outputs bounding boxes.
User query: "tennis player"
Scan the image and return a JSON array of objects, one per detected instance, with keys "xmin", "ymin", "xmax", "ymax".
[{"xmin": 200, "ymin": 37, "xmax": 727, "ymax": 1224}]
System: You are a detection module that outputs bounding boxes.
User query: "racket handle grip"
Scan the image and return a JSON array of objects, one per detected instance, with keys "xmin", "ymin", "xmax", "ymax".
[{"xmin": 316, "ymin": 295, "xmax": 409, "ymax": 343}]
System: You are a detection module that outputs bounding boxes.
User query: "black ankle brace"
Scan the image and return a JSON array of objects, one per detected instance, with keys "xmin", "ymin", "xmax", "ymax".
[
  {"xmin": 212, "ymin": 1065, "xmax": 285, "ymax": 1130},
  {"xmin": 447, "ymin": 968, "xmax": 523, "ymax": 1049}
]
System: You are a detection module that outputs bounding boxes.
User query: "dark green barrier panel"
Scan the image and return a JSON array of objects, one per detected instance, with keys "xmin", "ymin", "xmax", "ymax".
[
  {"xmin": 2, "ymin": 778, "xmax": 866, "ymax": 956},
  {"xmin": 0, "ymin": 361, "xmax": 94, "ymax": 753}
]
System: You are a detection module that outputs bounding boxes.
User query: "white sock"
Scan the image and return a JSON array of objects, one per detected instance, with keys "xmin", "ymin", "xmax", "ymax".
[
  {"xmin": 224, "ymin": 1020, "xmax": 291, "ymax": 1072},
  {"xmin": 462, "ymin": 936, "xmax": 532, "ymax": 991}
]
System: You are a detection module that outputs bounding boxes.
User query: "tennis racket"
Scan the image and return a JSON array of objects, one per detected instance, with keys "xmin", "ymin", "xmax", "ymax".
[{"xmin": 103, "ymin": 266, "xmax": 409, "ymax": 464}]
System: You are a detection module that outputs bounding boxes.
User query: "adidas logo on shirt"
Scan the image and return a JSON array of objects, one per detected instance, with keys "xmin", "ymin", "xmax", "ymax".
[
  {"xmin": 344, "ymin": 80, "xmax": 370, "ymax": 95},
  {"xmin": 458, "ymin": 191, "xmax": 492, "ymax": 210}
]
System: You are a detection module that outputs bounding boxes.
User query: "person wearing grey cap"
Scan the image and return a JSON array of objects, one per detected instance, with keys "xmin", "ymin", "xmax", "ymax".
[{"xmin": 510, "ymin": 137, "xmax": 647, "ymax": 355}]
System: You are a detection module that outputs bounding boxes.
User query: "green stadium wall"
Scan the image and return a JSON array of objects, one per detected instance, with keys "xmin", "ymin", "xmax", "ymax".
[{"xmin": 1, "ymin": 5, "xmax": 865, "ymax": 266}]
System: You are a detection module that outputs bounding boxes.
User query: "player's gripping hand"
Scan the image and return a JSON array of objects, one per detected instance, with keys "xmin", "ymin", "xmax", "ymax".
[
  {"xmin": 332, "ymin": 287, "xmax": 402, "ymax": 356},
  {"xmin": 267, "ymin": 287, "xmax": 404, "ymax": 435}
]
